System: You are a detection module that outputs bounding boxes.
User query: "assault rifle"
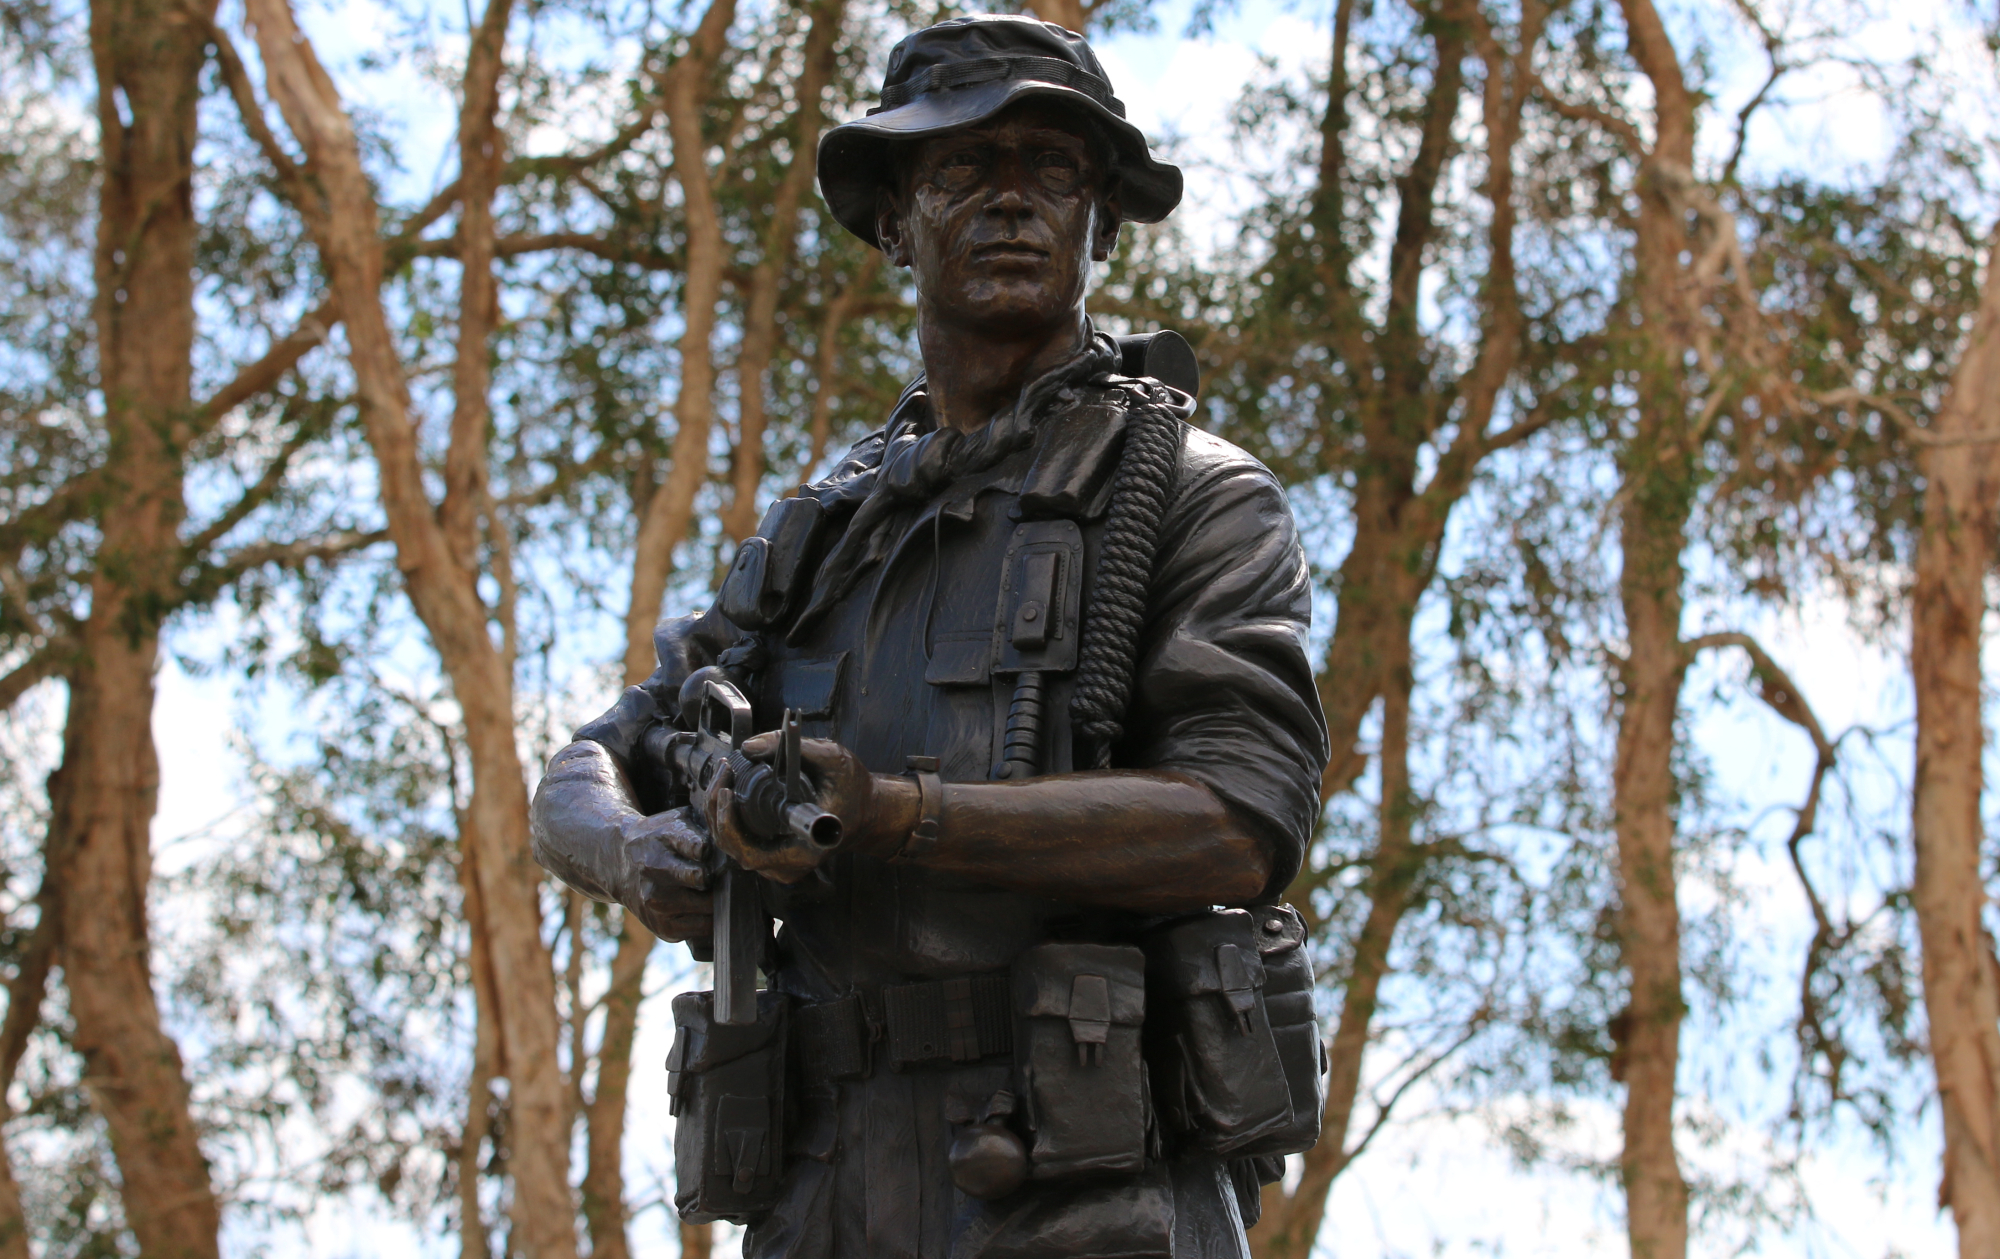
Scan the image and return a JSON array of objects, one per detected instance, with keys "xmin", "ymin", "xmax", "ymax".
[{"xmin": 654, "ymin": 667, "xmax": 841, "ymax": 1025}]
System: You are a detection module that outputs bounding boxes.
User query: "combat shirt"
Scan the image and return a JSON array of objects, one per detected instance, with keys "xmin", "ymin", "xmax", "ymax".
[{"xmin": 551, "ymin": 349, "xmax": 1328, "ymax": 1257}]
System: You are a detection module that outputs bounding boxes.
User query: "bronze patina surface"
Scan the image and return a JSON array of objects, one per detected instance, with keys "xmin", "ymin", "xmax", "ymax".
[{"xmin": 531, "ymin": 16, "xmax": 1329, "ymax": 1257}]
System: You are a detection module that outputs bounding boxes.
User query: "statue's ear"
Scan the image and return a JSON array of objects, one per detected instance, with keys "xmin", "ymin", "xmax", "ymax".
[
  {"xmin": 1092, "ymin": 188, "xmax": 1122, "ymax": 263},
  {"xmin": 876, "ymin": 188, "xmax": 912, "ymax": 267}
]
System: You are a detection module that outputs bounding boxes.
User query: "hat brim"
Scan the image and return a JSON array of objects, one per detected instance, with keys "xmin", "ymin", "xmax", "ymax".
[{"xmin": 817, "ymin": 79, "xmax": 1183, "ymax": 250}]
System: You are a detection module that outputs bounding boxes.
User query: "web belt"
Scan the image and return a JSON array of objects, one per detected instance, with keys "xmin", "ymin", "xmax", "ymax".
[{"xmin": 796, "ymin": 972, "xmax": 1014, "ymax": 1082}]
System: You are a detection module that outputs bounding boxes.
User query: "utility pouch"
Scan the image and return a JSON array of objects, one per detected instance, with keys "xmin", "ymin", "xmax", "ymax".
[
  {"xmin": 667, "ymin": 989, "xmax": 791, "ymax": 1224},
  {"xmin": 1141, "ymin": 909, "xmax": 1292, "ymax": 1155},
  {"xmin": 1245, "ymin": 903, "xmax": 1325, "ymax": 1157},
  {"xmin": 1011, "ymin": 942, "xmax": 1149, "ymax": 1181},
  {"xmin": 717, "ymin": 495, "xmax": 826, "ymax": 630}
]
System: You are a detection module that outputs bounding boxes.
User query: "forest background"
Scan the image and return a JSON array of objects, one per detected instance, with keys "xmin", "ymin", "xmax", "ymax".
[{"xmin": 4, "ymin": 0, "xmax": 1999, "ymax": 1254}]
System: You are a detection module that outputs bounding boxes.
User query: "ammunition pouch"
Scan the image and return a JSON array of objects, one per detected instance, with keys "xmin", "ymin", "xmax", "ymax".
[
  {"xmin": 1142, "ymin": 905, "xmax": 1324, "ymax": 1158},
  {"xmin": 718, "ymin": 496, "xmax": 827, "ymax": 630},
  {"xmin": 1251, "ymin": 903, "xmax": 1326, "ymax": 1157},
  {"xmin": 1011, "ymin": 942, "xmax": 1151, "ymax": 1181},
  {"xmin": 667, "ymin": 990, "xmax": 791, "ymax": 1224}
]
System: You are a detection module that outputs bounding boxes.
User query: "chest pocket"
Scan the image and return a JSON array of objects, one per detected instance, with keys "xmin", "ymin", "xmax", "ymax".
[
  {"xmin": 924, "ymin": 633, "xmax": 991, "ymax": 687},
  {"xmin": 766, "ymin": 653, "xmax": 847, "ymax": 729}
]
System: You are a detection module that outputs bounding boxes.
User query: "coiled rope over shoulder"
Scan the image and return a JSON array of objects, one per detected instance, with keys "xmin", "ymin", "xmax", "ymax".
[{"xmin": 1070, "ymin": 384, "xmax": 1185, "ymax": 768}]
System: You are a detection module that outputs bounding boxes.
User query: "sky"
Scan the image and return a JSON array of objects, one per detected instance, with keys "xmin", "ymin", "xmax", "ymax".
[{"xmin": 97, "ymin": 0, "xmax": 1998, "ymax": 1254}]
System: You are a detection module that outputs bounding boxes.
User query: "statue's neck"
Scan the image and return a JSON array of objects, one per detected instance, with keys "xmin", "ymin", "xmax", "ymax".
[{"xmin": 917, "ymin": 308, "xmax": 1089, "ymax": 434}]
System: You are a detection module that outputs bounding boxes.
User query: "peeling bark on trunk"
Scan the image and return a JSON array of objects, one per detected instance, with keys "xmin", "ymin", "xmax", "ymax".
[
  {"xmin": 49, "ymin": 1, "xmax": 228, "ymax": 1253},
  {"xmin": 1910, "ymin": 232, "xmax": 2000, "ymax": 1257},
  {"xmin": 240, "ymin": 3, "xmax": 578, "ymax": 1253}
]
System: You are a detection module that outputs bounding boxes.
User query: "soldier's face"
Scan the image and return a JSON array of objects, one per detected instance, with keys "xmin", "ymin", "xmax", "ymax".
[{"xmin": 877, "ymin": 101, "xmax": 1121, "ymax": 334}]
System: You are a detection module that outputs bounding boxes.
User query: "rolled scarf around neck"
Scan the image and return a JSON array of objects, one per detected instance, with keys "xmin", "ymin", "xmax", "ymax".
[{"xmin": 789, "ymin": 332, "xmax": 1122, "ymax": 644}]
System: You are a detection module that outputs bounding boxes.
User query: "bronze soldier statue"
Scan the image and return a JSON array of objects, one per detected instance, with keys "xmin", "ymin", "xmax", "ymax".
[{"xmin": 531, "ymin": 15, "xmax": 1331, "ymax": 1256}]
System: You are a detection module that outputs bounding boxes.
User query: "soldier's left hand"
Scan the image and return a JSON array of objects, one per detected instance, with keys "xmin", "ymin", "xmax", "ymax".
[{"xmin": 704, "ymin": 733, "xmax": 877, "ymax": 883}]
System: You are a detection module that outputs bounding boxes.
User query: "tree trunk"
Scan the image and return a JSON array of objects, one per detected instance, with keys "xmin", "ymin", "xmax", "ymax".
[
  {"xmin": 720, "ymin": 0, "xmax": 844, "ymax": 543},
  {"xmin": 1250, "ymin": 8, "xmax": 1544, "ymax": 1250},
  {"xmin": 0, "ymin": 1152, "xmax": 23, "ymax": 1259},
  {"xmin": 1021, "ymin": 0, "xmax": 1087, "ymax": 31},
  {"xmin": 1250, "ymin": 648, "xmax": 1420, "ymax": 1258},
  {"xmin": 456, "ymin": 836, "xmax": 504, "ymax": 1259},
  {"xmin": 1603, "ymin": 3, "xmax": 1697, "ymax": 1253},
  {"xmin": 622, "ymin": 0, "xmax": 739, "ymax": 685},
  {"xmin": 580, "ymin": 916, "xmax": 655, "ymax": 1259},
  {"xmin": 241, "ymin": 4, "xmax": 579, "ymax": 1253},
  {"xmin": 1910, "ymin": 230, "xmax": 2000, "ymax": 1257},
  {"xmin": 0, "ymin": 863, "xmax": 60, "ymax": 1259},
  {"xmin": 803, "ymin": 251, "xmax": 882, "ymax": 476},
  {"xmin": 606, "ymin": 9, "xmax": 739, "ymax": 1255},
  {"xmin": 52, "ymin": 1, "xmax": 226, "ymax": 1254},
  {"xmin": 1610, "ymin": 463, "xmax": 1692, "ymax": 1259}
]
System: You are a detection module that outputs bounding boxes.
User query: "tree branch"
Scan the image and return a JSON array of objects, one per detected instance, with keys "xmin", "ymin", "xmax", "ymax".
[
  {"xmin": 181, "ymin": 407, "xmax": 330, "ymax": 559},
  {"xmin": 0, "ymin": 639, "xmax": 67, "ymax": 715},
  {"xmin": 1685, "ymin": 628, "xmax": 1854, "ymax": 1102},
  {"xmin": 191, "ymin": 295, "xmax": 339, "ymax": 432},
  {"xmin": 1813, "ymin": 386, "xmax": 2000, "ymax": 447},
  {"xmin": 0, "ymin": 911, "xmax": 55, "ymax": 1101},
  {"xmin": 191, "ymin": 529, "xmax": 388, "ymax": 594},
  {"xmin": 1526, "ymin": 66, "xmax": 1647, "ymax": 154},
  {"xmin": 1342, "ymin": 1014, "xmax": 1492, "ymax": 1170},
  {"xmin": 194, "ymin": 4, "xmax": 315, "ymax": 215}
]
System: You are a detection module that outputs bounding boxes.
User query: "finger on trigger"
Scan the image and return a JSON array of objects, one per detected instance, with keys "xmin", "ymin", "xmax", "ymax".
[
  {"xmin": 798, "ymin": 738, "xmax": 846, "ymax": 768},
  {"xmin": 708, "ymin": 785, "xmax": 743, "ymax": 848}
]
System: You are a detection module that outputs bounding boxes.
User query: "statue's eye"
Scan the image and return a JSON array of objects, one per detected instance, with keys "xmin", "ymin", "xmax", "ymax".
[
  {"xmin": 1034, "ymin": 150, "xmax": 1083, "ymax": 190},
  {"xmin": 930, "ymin": 148, "xmax": 986, "ymax": 189}
]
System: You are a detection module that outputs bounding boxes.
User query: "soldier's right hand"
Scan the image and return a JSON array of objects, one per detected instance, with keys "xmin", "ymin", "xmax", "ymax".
[{"xmin": 617, "ymin": 806, "xmax": 713, "ymax": 942}]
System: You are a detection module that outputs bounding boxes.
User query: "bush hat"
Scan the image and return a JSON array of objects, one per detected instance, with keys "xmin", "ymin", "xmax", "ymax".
[{"xmin": 817, "ymin": 15, "xmax": 1184, "ymax": 249}]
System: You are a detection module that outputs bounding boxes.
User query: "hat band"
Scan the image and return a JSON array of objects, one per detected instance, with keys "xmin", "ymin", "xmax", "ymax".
[{"xmin": 868, "ymin": 54, "xmax": 1127, "ymax": 119}]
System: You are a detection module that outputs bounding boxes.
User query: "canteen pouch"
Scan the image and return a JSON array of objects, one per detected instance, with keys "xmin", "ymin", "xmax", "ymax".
[
  {"xmin": 1141, "ymin": 909, "xmax": 1292, "ymax": 1155},
  {"xmin": 667, "ymin": 989, "xmax": 791, "ymax": 1224},
  {"xmin": 1011, "ymin": 942, "xmax": 1150, "ymax": 1180},
  {"xmin": 1243, "ymin": 903, "xmax": 1326, "ymax": 1157}
]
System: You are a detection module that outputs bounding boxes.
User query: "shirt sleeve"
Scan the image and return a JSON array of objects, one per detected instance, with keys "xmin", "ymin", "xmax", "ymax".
[{"xmin": 1119, "ymin": 447, "xmax": 1329, "ymax": 901}]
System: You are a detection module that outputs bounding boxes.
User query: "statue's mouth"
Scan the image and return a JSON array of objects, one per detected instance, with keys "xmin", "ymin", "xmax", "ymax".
[{"xmin": 972, "ymin": 241, "xmax": 1050, "ymax": 264}]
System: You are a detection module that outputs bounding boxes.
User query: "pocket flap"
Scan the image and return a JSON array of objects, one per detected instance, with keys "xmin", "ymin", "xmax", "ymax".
[
  {"xmin": 1144, "ymin": 909, "xmax": 1270, "ymax": 996},
  {"xmin": 1014, "ymin": 943, "xmax": 1144, "ymax": 1024},
  {"xmin": 773, "ymin": 653, "xmax": 846, "ymax": 718},
  {"xmin": 925, "ymin": 634, "xmax": 992, "ymax": 686}
]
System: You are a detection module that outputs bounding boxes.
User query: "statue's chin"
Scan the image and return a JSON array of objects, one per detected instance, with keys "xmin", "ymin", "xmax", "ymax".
[{"xmin": 929, "ymin": 279, "xmax": 1086, "ymax": 339}]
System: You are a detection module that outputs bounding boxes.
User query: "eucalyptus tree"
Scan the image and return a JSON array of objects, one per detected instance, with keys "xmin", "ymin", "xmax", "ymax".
[
  {"xmin": 0, "ymin": 0, "xmax": 376, "ymax": 1251},
  {"xmin": 1143, "ymin": 0, "xmax": 1614, "ymax": 1249},
  {"xmin": 189, "ymin": 0, "xmax": 918, "ymax": 1252}
]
